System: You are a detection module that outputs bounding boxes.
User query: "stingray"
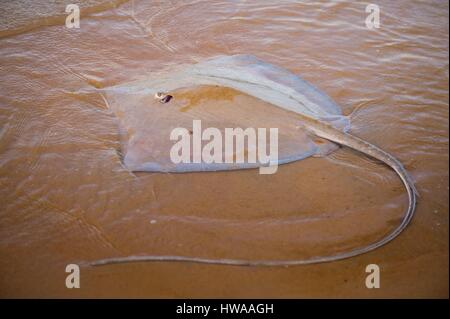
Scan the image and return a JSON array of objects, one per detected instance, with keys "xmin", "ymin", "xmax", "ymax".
[{"xmin": 91, "ymin": 54, "xmax": 417, "ymax": 266}]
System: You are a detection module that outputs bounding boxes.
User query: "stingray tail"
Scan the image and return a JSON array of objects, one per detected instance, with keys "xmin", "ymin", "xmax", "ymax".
[{"xmin": 319, "ymin": 130, "xmax": 418, "ymax": 239}]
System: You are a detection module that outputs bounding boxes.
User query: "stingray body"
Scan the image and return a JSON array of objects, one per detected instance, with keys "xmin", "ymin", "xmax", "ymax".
[
  {"xmin": 105, "ymin": 55, "xmax": 352, "ymax": 172},
  {"xmin": 92, "ymin": 54, "xmax": 417, "ymax": 266}
]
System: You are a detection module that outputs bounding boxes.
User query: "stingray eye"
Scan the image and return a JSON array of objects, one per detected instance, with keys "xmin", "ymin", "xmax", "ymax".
[{"xmin": 160, "ymin": 94, "xmax": 173, "ymax": 103}]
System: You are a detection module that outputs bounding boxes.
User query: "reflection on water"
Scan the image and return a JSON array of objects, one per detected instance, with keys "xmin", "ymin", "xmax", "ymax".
[{"xmin": 0, "ymin": 0, "xmax": 448, "ymax": 297}]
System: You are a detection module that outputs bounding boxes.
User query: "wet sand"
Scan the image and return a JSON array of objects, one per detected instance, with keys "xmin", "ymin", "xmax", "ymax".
[{"xmin": 0, "ymin": 0, "xmax": 448, "ymax": 297}]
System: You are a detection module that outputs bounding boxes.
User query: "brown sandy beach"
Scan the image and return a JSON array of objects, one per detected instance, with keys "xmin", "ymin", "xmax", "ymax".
[{"xmin": 0, "ymin": 0, "xmax": 448, "ymax": 297}]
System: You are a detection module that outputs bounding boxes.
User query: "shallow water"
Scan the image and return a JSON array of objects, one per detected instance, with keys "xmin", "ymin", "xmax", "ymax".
[{"xmin": 0, "ymin": 0, "xmax": 448, "ymax": 297}]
